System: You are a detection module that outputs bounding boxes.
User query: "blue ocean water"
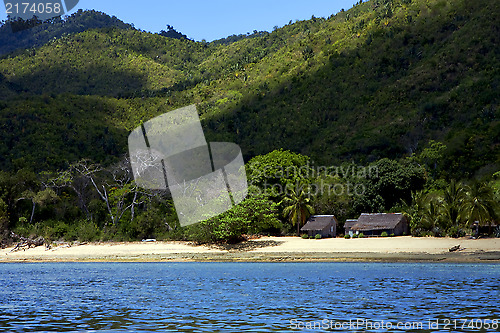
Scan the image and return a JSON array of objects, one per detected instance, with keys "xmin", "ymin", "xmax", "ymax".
[{"xmin": 0, "ymin": 262, "xmax": 498, "ymax": 332}]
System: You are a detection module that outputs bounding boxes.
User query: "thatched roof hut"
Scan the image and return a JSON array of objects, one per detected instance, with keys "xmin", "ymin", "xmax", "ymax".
[
  {"xmin": 349, "ymin": 213, "xmax": 408, "ymax": 236},
  {"xmin": 301, "ymin": 215, "xmax": 337, "ymax": 238}
]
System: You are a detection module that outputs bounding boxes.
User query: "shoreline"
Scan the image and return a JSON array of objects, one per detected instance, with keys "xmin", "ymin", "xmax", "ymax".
[{"xmin": 1, "ymin": 236, "xmax": 499, "ymax": 263}]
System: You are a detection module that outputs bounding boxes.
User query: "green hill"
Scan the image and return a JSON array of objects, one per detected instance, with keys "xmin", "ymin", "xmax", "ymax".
[
  {"xmin": 0, "ymin": 0, "xmax": 498, "ymax": 179},
  {"xmin": 0, "ymin": 9, "xmax": 133, "ymax": 56}
]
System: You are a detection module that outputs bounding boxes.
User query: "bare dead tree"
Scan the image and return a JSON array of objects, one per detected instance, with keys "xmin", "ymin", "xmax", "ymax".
[
  {"xmin": 70, "ymin": 158, "xmax": 155, "ymax": 225},
  {"xmin": 130, "ymin": 148, "xmax": 164, "ymax": 179},
  {"xmin": 15, "ymin": 188, "xmax": 58, "ymax": 224},
  {"xmin": 44, "ymin": 168, "xmax": 92, "ymax": 219}
]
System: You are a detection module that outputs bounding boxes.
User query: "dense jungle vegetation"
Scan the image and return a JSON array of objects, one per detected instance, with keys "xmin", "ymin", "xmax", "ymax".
[{"xmin": 0, "ymin": 0, "xmax": 498, "ymax": 244}]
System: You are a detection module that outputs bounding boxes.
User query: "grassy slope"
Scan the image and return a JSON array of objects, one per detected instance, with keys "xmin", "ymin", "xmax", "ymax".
[{"xmin": 0, "ymin": 0, "xmax": 498, "ymax": 178}]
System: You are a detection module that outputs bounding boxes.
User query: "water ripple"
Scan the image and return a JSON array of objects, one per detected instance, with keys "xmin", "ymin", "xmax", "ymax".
[{"xmin": 0, "ymin": 262, "xmax": 498, "ymax": 332}]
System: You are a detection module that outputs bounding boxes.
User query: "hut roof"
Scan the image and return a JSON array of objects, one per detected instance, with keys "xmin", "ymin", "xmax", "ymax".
[
  {"xmin": 344, "ymin": 219, "xmax": 358, "ymax": 229},
  {"xmin": 351, "ymin": 213, "xmax": 406, "ymax": 231},
  {"xmin": 301, "ymin": 215, "xmax": 336, "ymax": 231}
]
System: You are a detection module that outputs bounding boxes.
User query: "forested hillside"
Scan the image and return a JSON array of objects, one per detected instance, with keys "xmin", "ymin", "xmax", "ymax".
[
  {"xmin": 0, "ymin": 9, "xmax": 133, "ymax": 56},
  {"xmin": 0, "ymin": 0, "xmax": 498, "ymax": 243},
  {"xmin": 0, "ymin": 0, "xmax": 498, "ymax": 176}
]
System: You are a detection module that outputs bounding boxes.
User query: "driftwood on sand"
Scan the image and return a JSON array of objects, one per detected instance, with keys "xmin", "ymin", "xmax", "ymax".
[
  {"xmin": 9, "ymin": 232, "xmax": 47, "ymax": 253},
  {"xmin": 449, "ymin": 245, "xmax": 463, "ymax": 252}
]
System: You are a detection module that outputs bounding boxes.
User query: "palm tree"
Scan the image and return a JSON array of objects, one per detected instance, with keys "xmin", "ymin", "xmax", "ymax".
[
  {"xmin": 280, "ymin": 185, "xmax": 315, "ymax": 236},
  {"xmin": 400, "ymin": 190, "xmax": 426, "ymax": 233},
  {"xmin": 441, "ymin": 180, "xmax": 466, "ymax": 229},
  {"xmin": 464, "ymin": 181, "xmax": 498, "ymax": 233},
  {"xmin": 421, "ymin": 197, "xmax": 444, "ymax": 233}
]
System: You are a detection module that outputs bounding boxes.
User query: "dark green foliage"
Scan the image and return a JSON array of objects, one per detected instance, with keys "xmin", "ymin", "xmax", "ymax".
[
  {"xmin": 403, "ymin": 180, "xmax": 499, "ymax": 237},
  {"xmin": 301, "ymin": 233, "xmax": 309, "ymax": 239},
  {"xmin": 37, "ymin": 219, "xmax": 68, "ymax": 241},
  {"xmin": 0, "ymin": 95, "xmax": 127, "ymax": 171},
  {"xmin": 354, "ymin": 158, "xmax": 426, "ymax": 212},
  {"xmin": 441, "ymin": 180, "xmax": 467, "ymax": 229},
  {"xmin": 0, "ymin": 10, "xmax": 133, "ymax": 56},
  {"xmin": 463, "ymin": 181, "xmax": 499, "ymax": 229},
  {"xmin": 447, "ymin": 226, "xmax": 466, "ymax": 238},
  {"xmin": 314, "ymin": 233, "xmax": 321, "ymax": 239},
  {"xmin": 159, "ymin": 25, "xmax": 189, "ymax": 40},
  {"xmin": 246, "ymin": 149, "xmax": 311, "ymax": 191},
  {"xmin": 302, "ymin": 45, "xmax": 314, "ymax": 60},
  {"xmin": 184, "ymin": 194, "xmax": 281, "ymax": 244},
  {"xmin": 0, "ymin": 198, "xmax": 9, "ymax": 243},
  {"xmin": 431, "ymin": 227, "xmax": 443, "ymax": 237},
  {"xmin": 0, "ymin": 0, "xmax": 499, "ymax": 243},
  {"xmin": 127, "ymin": 207, "xmax": 171, "ymax": 240},
  {"xmin": 211, "ymin": 30, "xmax": 270, "ymax": 46},
  {"xmin": 0, "ymin": 1, "xmax": 498, "ymax": 176},
  {"xmin": 71, "ymin": 220, "xmax": 102, "ymax": 242},
  {"xmin": 281, "ymin": 185, "xmax": 315, "ymax": 235},
  {"xmin": 13, "ymin": 218, "xmax": 101, "ymax": 242}
]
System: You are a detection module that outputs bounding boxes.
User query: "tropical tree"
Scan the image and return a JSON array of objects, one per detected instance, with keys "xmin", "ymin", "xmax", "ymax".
[
  {"xmin": 411, "ymin": 140, "xmax": 447, "ymax": 179},
  {"xmin": 280, "ymin": 185, "xmax": 315, "ymax": 236},
  {"xmin": 400, "ymin": 190, "xmax": 426, "ymax": 232},
  {"xmin": 185, "ymin": 193, "xmax": 281, "ymax": 244},
  {"xmin": 401, "ymin": 190, "xmax": 447, "ymax": 236},
  {"xmin": 359, "ymin": 158, "xmax": 426, "ymax": 212},
  {"xmin": 421, "ymin": 197, "xmax": 444, "ymax": 235},
  {"xmin": 246, "ymin": 149, "xmax": 311, "ymax": 194},
  {"xmin": 463, "ymin": 181, "xmax": 498, "ymax": 233},
  {"xmin": 441, "ymin": 180, "xmax": 467, "ymax": 229},
  {"xmin": 16, "ymin": 188, "xmax": 58, "ymax": 224}
]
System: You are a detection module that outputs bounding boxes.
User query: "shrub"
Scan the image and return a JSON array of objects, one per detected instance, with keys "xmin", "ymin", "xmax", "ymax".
[
  {"xmin": 302, "ymin": 45, "xmax": 314, "ymax": 60},
  {"xmin": 447, "ymin": 226, "xmax": 466, "ymax": 238},
  {"xmin": 301, "ymin": 234, "xmax": 309, "ymax": 239},
  {"xmin": 390, "ymin": 233, "xmax": 395, "ymax": 237},
  {"xmin": 101, "ymin": 224, "xmax": 118, "ymax": 241},
  {"xmin": 41, "ymin": 220, "xmax": 69, "ymax": 241},
  {"xmin": 315, "ymin": 234, "xmax": 322, "ymax": 239},
  {"xmin": 132, "ymin": 208, "xmax": 169, "ymax": 240},
  {"xmin": 344, "ymin": 234, "xmax": 350, "ymax": 239},
  {"xmin": 381, "ymin": 231, "xmax": 388, "ymax": 237},
  {"xmin": 182, "ymin": 220, "xmax": 217, "ymax": 244},
  {"xmin": 75, "ymin": 220, "xmax": 101, "ymax": 242},
  {"xmin": 1, "ymin": 199, "xmax": 10, "ymax": 244},
  {"xmin": 352, "ymin": 234, "xmax": 358, "ymax": 238},
  {"xmin": 184, "ymin": 194, "xmax": 282, "ymax": 244},
  {"xmin": 411, "ymin": 228, "xmax": 423, "ymax": 237},
  {"xmin": 432, "ymin": 227, "xmax": 444, "ymax": 237},
  {"xmin": 358, "ymin": 233, "xmax": 364, "ymax": 238}
]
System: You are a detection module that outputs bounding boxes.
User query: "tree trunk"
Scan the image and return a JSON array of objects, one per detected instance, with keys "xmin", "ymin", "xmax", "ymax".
[
  {"xmin": 297, "ymin": 210, "xmax": 301, "ymax": 236},
  {"xmin": 130, "ymin": 190, "xmax": 138, "ymax": 222},
  {"xmin": 29, "ymin": 199, "xmax": 36, "ymax": 224}
]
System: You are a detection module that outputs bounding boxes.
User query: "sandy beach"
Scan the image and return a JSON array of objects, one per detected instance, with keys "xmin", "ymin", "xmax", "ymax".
[{"xmin": 1, "ymin": 236, "xmax": 499, "ymax": 263}]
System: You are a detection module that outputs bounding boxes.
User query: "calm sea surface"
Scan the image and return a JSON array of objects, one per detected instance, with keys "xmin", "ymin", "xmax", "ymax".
[{"xmin": 0, "ymin": 262, "xmax": 498, "ymax": 332}]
